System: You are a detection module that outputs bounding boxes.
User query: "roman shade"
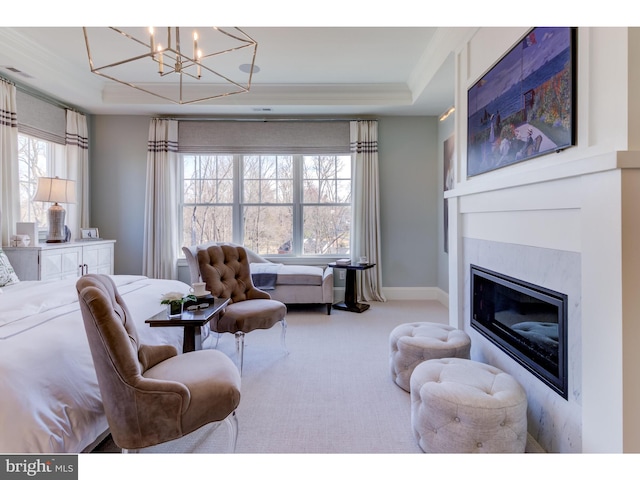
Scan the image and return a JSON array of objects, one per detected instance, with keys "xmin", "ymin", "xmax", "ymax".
[
  {"xmin": 178, "ymin": 120, "xmax": 350, "ymax": 154},
  {"xmin": 16, "ymin": 89, "xmax": 66, "ymax": 144}
]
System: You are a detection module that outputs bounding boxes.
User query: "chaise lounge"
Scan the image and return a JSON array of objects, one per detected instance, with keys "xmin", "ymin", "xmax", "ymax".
[{"xmin": 183, "ymin": 242, "xmax": 334, "ymax": 314}]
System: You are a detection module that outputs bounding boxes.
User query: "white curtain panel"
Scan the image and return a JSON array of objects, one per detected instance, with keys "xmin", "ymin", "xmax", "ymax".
[
  {"xmin": 143, "ymin": 119, "xmax": 179, "ymax": 279},
  {"xmin": 65, "ymin": 110, "xmax": 89, "ymax": 238},
  {"xmin": 0, "ymin": 80, "xmax": 19, "ymax": 246},
  {"xmin": 350, "ymin": 120, "xmax": 386, "ymax": 302}
]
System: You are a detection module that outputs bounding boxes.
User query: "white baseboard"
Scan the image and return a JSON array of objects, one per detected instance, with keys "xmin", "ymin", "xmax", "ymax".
[
  {"xmin": 382, "ymin": 286, "xmax": 448, "ymax": 305},
  {"xmin": 333, "ymin": 287, "xmax": 449, "ymax": 307}
]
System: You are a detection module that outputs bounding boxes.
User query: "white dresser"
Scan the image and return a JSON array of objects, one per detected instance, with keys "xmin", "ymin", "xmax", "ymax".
[{"xmin": 3, "ymin": 240, "xmax": 116, "ymax": 281}]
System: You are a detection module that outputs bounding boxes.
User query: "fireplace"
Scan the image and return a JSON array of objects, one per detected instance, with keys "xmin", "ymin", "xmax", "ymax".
[{"xmin": 470, "ymin": 265, "xmax": 568, "ymax": 399}]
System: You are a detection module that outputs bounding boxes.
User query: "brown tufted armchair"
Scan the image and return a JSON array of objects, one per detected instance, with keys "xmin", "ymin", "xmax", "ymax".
[
  {"xmin": 197, "ymin": 244, "xmax": 288, "ymax": 374},
  {"xmin": 76, "ymin": 274, "xmax": 241, "ymax": 452}
]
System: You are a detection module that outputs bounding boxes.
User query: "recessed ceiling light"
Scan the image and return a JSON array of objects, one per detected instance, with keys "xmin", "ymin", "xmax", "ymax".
[{"xmin": 240, "ymin": 63, "xmax": 260, "ymax": 73}]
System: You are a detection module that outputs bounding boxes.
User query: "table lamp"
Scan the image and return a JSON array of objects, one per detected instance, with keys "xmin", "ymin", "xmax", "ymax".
[{"xmin": 32, "ymin": 176, "xmax": 76, "ymax": 243}]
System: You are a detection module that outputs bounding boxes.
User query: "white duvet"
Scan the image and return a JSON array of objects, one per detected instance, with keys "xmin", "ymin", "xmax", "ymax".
[{"xmin": 0, "ymin": 275, "xmax": 189, "ymax": 453}]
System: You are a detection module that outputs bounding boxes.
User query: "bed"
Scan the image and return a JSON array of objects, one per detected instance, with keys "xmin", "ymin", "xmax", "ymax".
[{"xmin": 0, "ymin": 273, "xmax": 190, "ymax": 453}]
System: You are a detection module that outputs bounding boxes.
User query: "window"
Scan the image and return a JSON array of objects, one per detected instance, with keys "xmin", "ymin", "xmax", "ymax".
[
  {"xmin": 301, "ymin": 155, "xmax": 351, "ymax": 255},
  {"xmin": 183, "ymin": 154, "xmax": 234, "ymax": 247},
  {"xmin": 181, "ymin": 153, "xmax": 351, "ymax": 257},
  {"xmin": 17, "ymin": 133, "xmax": 66, "ymax": 230}
]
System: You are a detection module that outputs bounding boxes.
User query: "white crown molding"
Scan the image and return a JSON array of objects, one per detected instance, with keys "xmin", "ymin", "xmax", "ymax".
[{"xmin": 101, "ymin": 83, "xmax": 413, "ymax": 107}]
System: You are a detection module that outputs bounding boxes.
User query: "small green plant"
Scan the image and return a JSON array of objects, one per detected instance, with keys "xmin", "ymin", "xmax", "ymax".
[{"xmin": 160, "ymin": 292, "xmax": 198, "ymax": 305}]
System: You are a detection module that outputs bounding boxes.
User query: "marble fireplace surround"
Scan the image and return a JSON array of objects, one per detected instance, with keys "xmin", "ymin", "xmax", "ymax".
[{"xmin": 462, "ymin": 237, "xmax": 582, "ymax": 453}]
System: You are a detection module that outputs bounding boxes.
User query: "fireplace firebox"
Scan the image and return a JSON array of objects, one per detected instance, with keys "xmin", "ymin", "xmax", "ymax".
[{"xmin": 470, "ymin": 265, "xmax": 568, "ymax": 399}]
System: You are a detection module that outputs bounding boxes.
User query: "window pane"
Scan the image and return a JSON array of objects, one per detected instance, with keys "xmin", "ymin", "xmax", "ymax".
[
  {"xmin": 261, "ymin": 156, "xmax": 277, "ymax": 179},
  {"xmin": 276, "ymin": 179, "xmax": 292, "ymax": 203},
  {"xmin": 243, "ymin": 205, "xmax": 293, "ymax": 256},
  {"xmin": 182, "ymin": 154, "xmax": 235, "ymax": 247},
  {"xmin": 242, "ymin": 155, "xmax": 292, "ymax": 204},
  {"xmin": 302, "ymin": 155, "xmax": 351, "ymax": 204},
  {"xmin": 243, "ymin": 179, "xmax": 260, "ymax": 203},
  {"xmin": 303, "ymin": 205, "xmax": 351, "ymax": 255},
  {"xmin": 183, "ymin": 155, "xmax": 196, "ymax": 180},
  {"xmin": 303, "ymin": 179, "xmax": 320, "ymax": 204},
  {"xmin": 336, "ymin": 158, "xmax": 351, "ymax": 178},
  {"xmin": 183, "ymin": 205, "xmax": 233, "ymax": 246},
  {"xmin": 300, "ymin": 155, "xmax": 351, "ymax": 255},
  {"xmin": 277, "ymin": 157, "xmax": 293, "ymax": 179},
  {"xmin": 18, "ymin": 134, "xmax": 52, "ymax": 228},
  {"xmin": 185, "ymin": 179, "xmax": 233, "ymax": 204},
  {"xmin": 336, "ymin": 179, "xmax": 352, "ymax": 203},
  {"xmin": 243, "ymin": 155, "xmax": 259, "ymax": 178},
  {"xmin": 198, "ymin": 156, "xmax": 216, "ymax": 179},
  {"xmin": 216, "ymin": 179, "xmax": 234, "ymax": 203},
  {"xmin": 218, "ymin": 156, "xmax": 234, "ymax": 179}
]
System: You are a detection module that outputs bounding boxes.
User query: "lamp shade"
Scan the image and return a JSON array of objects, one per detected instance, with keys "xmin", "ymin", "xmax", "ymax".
[{"xmin": 33, "ymin": 176, "xmax": 76, "ymax": 204}]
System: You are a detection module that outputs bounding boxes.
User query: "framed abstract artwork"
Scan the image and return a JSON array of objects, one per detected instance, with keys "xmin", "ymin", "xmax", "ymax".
[{"xmin": 467, "ymin": 27, "xmax": 577, "ymax": 177}]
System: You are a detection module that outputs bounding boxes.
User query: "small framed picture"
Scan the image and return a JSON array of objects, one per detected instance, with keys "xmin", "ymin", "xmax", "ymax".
[{"xmin": 80, "ymin": 227, "xmax": 100, "ymax": 240}]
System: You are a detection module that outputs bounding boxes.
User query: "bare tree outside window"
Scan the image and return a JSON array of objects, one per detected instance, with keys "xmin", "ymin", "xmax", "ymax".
[
  {"xmin": 243, "ymin": 155, "xmax": 293, "ymax": 255},
  {"xmin": 302, "ymin": 155, "xmax": 351, "ymax": 255},
  {"xmin": 181, "ymin": 153, "xmax": 351, "ymax": 257},
  {"xmin": 17, "ymin": 134, "xmax": 53, "ymax": 228},
  {"xmin": 182, "ymin": 154, "xmax": 233, "ymax": 246}
]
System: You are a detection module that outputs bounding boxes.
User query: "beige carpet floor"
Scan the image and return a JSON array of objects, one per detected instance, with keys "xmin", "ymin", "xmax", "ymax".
[{"xmin": 92, "ymin": 299, "xmax": 448, "ymax": 454}]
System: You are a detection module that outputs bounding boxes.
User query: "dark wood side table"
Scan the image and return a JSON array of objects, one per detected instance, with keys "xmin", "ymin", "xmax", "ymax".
[
  {"xmin": 145, "ymin": 297, "xmax": 230, "ymax": 353},
  {"xmin": 328, "ymin": 262, "xmax": 376, "ymax": 313}
]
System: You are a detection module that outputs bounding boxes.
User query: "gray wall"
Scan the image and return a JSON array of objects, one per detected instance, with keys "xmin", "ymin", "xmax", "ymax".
[
  {"xmin": 89, "ymin": 115, "xmax": 150, "ymax": 275},
  {"xmin": 89, "ymin": 115, "xmax": 441, "ymax": 289},
  {"xmin": 377, "ymin": 116, "xmax": 439, "ymax": 288}
]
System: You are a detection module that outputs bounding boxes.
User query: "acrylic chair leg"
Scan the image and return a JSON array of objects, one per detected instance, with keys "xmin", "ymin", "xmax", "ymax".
[
  {"xmin": 280, "ymin": 318, "xmax": 289, "ymax": 354},
  {"xmin": 225, "ymin": 410, "xmax": 239, "ymax": 453},
  {"xmin": 234, "ymin": 332, "xmax": 245, "ymax": 375}
]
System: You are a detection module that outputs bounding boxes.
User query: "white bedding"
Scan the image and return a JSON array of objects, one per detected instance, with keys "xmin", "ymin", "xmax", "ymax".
[{"xmin": 0, "ymin": 275, "xmax": 190, "ymax": 453}]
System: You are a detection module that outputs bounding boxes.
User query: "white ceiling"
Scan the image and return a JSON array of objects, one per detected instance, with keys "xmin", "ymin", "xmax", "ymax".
[{"xmin": 0, "ymin": 26, "xmax": 455, "ymax": 118}]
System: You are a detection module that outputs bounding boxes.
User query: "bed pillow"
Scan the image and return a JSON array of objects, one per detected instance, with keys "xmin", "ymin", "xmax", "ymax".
[{"xmin": 0, "ymin": 248, "xmax": 20, "ymax": 287}]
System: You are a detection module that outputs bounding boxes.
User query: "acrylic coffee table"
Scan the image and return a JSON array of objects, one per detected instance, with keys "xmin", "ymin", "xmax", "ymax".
[
  {"xmin": 145, "ymin": 297, "xmax": 230, "ymax": 353},
  {"xmin": 327, "ymin": 262, "xmax": 376, "ymax": 313}
]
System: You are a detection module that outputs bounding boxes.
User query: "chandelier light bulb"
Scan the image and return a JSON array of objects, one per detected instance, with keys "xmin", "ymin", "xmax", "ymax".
[
  {"xmin": 193, "ymin": 31, "xmax": 198, "ymax": 60},
  {"xmin": 149, "ymin": 27, "xmax": 155, "ymax": 54},
  {"xmin": 157, "ymin": 44, "xmax": 163, "ymax": 74}
]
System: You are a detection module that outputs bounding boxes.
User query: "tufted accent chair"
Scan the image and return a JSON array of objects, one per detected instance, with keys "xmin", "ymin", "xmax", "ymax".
[
  {"xmin": 197, "ymin": 244, "xmax": 288, "ymax": 374},
  {"xmin": 183, "ymin": 242, "xmax": 334, "ymax": 314},
  {"xmin": 76, "ymin": 274, "xmax": 241, "ymax": 452}
]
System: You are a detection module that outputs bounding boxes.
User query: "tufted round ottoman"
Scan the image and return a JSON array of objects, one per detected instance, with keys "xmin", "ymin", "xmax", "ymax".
[
  {"xmin": 410, "ymin": 358, "xmax": 528, "ymax": 453},
  {"xmin": 389, "ymin": 322, "xmax": 471, "ymax": 392}
]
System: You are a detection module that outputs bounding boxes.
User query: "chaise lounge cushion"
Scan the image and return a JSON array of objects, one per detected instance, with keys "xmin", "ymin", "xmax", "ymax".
[{"xmin": 275, "ymin": 265, "xmax": 324, "ymax": 286}]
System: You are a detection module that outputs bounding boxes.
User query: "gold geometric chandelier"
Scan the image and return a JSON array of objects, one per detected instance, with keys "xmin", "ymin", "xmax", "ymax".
[{"xmin": 83, "ymin": 27, "xmax": 258, "ymax": 105}]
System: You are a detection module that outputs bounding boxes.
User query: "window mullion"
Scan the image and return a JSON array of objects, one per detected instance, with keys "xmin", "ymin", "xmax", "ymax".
[
  {"xmin": 233, "ymin": 154, "xmax": 243, "ymax": 245},
  {"xmin": 292, "ymin": 154, "xmax": 303, "ymax": 256}
]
